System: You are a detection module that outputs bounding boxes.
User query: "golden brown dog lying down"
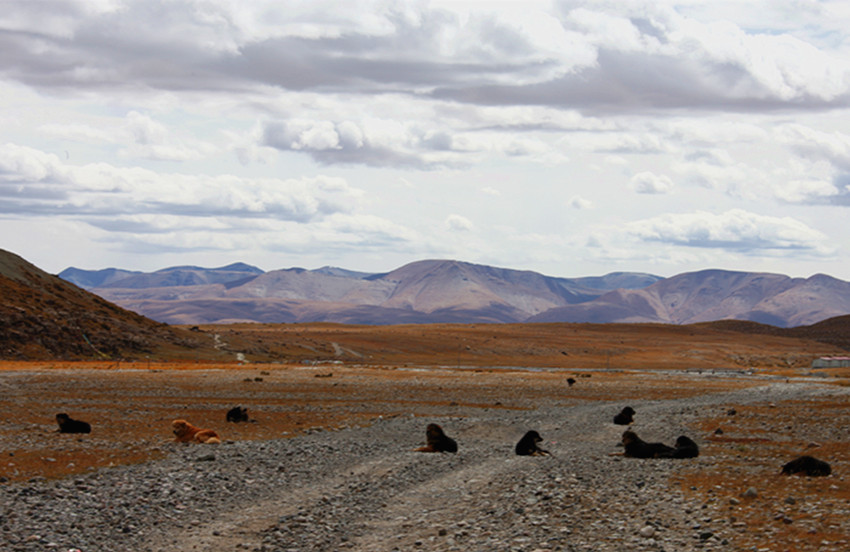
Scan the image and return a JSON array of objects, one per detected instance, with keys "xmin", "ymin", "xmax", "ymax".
[{"xmin": 172, "ymin": 419, "xmax": 221, "ymax": 444}]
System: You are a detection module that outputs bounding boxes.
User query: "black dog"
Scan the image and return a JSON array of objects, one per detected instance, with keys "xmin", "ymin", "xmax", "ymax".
[
  {"xmin": 781, "ymin": 455, "xmax": 831, "ymax": 477},
  {"xmin": 415, "ymin": 423, "xmax": 458, "ymax": 453},
  {"xmin": 658, "ymin": 436, "xmax": 699, "ymax": 458},
  {"xmin": 515, "ymin": 430, "xmax": 551, "ymax": 456},
  {"xmin": 226, "ymin": 406, "xmax": 251, "ymax": 423},
  {"xmin": 621, "ymin": 430, "xmax": 675, "ymax": 458},
  {"xmin": 55, "ymin": 413, "xmax": 91, "ymax": 434},
  {"xmin": 613, "ymin": 406, "xmax": 635, "ymax": 425}
]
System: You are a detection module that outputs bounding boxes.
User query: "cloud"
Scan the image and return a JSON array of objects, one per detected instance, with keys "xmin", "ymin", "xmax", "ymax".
[
  {"xmin": 568, "ymin": 195, "xmax": 593, "ymax": 209},
  {"xmin": 0, "ymin": 142, "xmax": 362, "ymax": 221},
  {"xmin": 628, "ymin": 171, "xmax": 674, "ymax": 194},
  {"xmin": 626, "ymin": 209, "xmax": 833, "ymax": 254},
  {"xmin": 778, "ymin": 123, "xmax": 850, "ymax": 171},
  {"xmin": 433, "ymin": 4, "xmax": 850, "ymax": 112},
  {"xmin": 261, "ymin": 118, "xmax": 467, "ymax": 169},
  {"xmin": 3, "ymin": 1, "xmax": 846, "ymax": 114},
  {"xmin": 445, "ymin": 214, "xmax": 474, "ymax": 232}
]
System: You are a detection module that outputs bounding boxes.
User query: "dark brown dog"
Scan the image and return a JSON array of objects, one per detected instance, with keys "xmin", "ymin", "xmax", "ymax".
[
  {"xmin": 658, "ymin": 435, "xmax": 699, "ymax": 458},
  {"xmin": 415, "ymin": 423, "xmax": 458, "ymax": 453},
  {"xmin": 613, "ymin": 406, "xmax": 635, "ymax": 425},
  {"xmin": 226, "ymin": 406, "xmax": 250, "ymax": 423},
  {"xmin": 515, "ymin": 430, "xmax": 551, "ymax": 456},
  {"xmin": 781, "ymin": 455, "xmax": 831, "ymax": 477},
  {"xmin": 55, "ymin": 413, "xmax": 91, "ymax": 434},
  {"xmin": 621, "ymin": 430, "xmax": 675, "ymax": 458}
]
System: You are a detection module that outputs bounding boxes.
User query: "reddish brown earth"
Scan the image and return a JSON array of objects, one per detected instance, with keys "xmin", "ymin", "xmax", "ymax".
[
  {"xmin": 2, "ymin": 356, "xmax": 848, "ymax": 551},
  {"xmin": 192, "ymin": 320, "xmax": 841, "ymax": 369}
]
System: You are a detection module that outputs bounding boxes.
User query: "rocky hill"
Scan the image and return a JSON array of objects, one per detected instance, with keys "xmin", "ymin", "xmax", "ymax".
[{"xmin": 0, "ymin": 249, "xmax": 210, "ymax": 360}]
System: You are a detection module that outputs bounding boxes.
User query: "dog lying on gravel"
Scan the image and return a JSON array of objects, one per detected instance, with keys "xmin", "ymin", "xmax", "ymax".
[
  {"xmin": 515, "ymin": 430, "xmax": 551, "ymax": 456},
  {"xmin": 172, "ymin": 419, "xmax": 221, "ymax": 444},
  {"xmin": 618, "ymin": 431, "xmax": 699, "ymax": 458},
  {"xmin": 620, "ymin": 430, "xmax": 675, "ymax": 458},
  {"xmin": 659, "ymin": 435, "xmax": 700, "ymax": 458},
  {"xmin": 415, "ymin": 423, "xmax": 458, "ymax": 453},
  {"xmin": 781, "ymin": 455, "xmax": 831, "ymax": 476},
  {"xmin": 226, "ymin": 406, "xmax": 252, "ymax": 423},
  {"xmin": 613, "ymin": 406, "xmax": 635, "ymax": 425},
  {"xmin": 55, "ymin": 413, "xmax": 91, "ymax": 434}
]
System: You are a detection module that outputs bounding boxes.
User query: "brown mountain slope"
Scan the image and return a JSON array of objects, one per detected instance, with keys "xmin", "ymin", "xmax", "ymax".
[
  {"xmin": 0, "ymin": 249, "xmax": 209, "ymax": 360},
  {"xmin": 701, "ymin": 315, "xmax": 850, "ymax": 351}
]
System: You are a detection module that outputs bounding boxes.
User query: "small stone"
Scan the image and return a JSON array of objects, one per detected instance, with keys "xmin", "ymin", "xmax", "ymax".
[
  {"xmin": 639, "ymin": 526, "xmax": 656, "ymax": 538},
  {"xmin": 742, "ymin": 487, "xmax": 758, "ymax": 498}
]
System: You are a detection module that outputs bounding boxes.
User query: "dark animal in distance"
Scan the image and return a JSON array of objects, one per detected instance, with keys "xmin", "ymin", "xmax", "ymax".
[
  {"xmin": 515, "ymin": 430, "xmax": 551, "ymax": 456},
  {"xmin": 621, "ymin": 430, "xmax": 675, "ymax": 458},
  {"xmin": 55, "ymin": 413, "xmax": 91, "ymax": 434},
  {"xmin": 56, "ymin": 413, "xmax": 91, "ymax": 433},
  {"xmin": 781, "ymin": 455, "xmax": 831, "ymax": 477},
  {"xmin": 415, "ymin": 423, "xmax": 458, "ymax": 453},
  {"xmin": 613, "ymin": 406, "xmax": 635, "ymax": 425},
  {"xmin": 566, "ymin": 377, "xmax": 576, "ymax": 387},
  {"xmin": 658, "ymin": 435, "xmax": 699, "ymax": 458},
  {"xmin": 226, "ymin": 406, "xmax": 251, "ymax": 423}
]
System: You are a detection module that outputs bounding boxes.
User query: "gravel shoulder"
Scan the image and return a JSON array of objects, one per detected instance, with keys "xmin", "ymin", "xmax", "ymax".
[{"xmin": 2, "ymin": 374, "xmax": 847, "ymax": 552}]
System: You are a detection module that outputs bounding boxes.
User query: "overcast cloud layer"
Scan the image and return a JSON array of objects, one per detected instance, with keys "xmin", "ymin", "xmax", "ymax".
[{"xmin": 2, "ymin": 0, "xmax": 850, "ymax": 279}]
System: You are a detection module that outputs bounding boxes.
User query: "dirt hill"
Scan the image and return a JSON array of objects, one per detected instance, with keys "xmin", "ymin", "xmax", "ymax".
[{"xmin": 0, "ymin": 249, "xmax": 210, "ymax": 360}]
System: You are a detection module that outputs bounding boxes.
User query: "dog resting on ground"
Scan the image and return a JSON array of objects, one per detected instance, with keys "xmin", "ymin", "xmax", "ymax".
[
  {"xmin": 172, "ymin": 419, "xmax": 221, "ymax": 444},
  {"xmin": 55, "ymin": 413, "xmax": 91, "ymax": 434},
  {"xmin": 620, "ymin": 430, "xmax": 675, "ymax": 458},
  {"xmin": 781, "ymin": 455, "xmax": 831, "ymax": 477},
  {"xmin": 613, "ymin": 406, "xmax": 635, "ymax": 425},
  {"xmin": 515, "ymin": 430, "xmax": 551, "ymax": 456},
  {"xmin": 415, "ymin": 423, "xmax": 458, "ymax": 453},
  {"xmin": 226, "ymin": 406, "xmax": 251, "ymax": 423},
  {"xmin": 657, "ymin": 435, "xmax": 700, "ymax": 458}
]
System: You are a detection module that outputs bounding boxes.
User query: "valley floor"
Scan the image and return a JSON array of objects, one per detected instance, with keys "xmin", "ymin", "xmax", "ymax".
[{"xmin": 0, "ymin": 364, "xmax": 848, "ymax": 551}]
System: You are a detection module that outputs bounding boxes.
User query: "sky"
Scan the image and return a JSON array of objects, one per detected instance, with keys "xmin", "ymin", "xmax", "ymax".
[{"xmin": 2, "ymin": 0, "xmax": 850, "ymax": 280}]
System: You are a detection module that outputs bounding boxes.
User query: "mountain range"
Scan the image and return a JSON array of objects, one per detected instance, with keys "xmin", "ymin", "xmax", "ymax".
[{"xmin": 59, "ymin": 259, "xmax": 850, "ymax": 328}]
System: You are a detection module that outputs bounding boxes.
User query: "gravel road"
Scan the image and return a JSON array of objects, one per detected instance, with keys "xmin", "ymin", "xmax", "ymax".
[{"xmin": 1, "ymin": 381, "xmax": 845, "ymax": 552}]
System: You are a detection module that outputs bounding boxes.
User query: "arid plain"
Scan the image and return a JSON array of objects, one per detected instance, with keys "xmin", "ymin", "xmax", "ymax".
[{"xmin": 2, "ymin": 321, "xmax": 849, "ymax": 550}]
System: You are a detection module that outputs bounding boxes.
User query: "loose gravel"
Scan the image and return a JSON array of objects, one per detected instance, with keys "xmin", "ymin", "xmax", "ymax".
[{"xmin": 1, "ymin": 382, "xmax": 845, "ymax": 552}]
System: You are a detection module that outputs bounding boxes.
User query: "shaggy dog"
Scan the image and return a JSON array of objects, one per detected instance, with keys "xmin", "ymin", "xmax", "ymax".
[
  {"xmin": 515, "ymin": 430, "xmax": 551, "ymax": 456},
  {"xmin": 226, "ymin": 406, "xmax": 250, "ymax": 423},
  {"xmin": 658, "ymin": 435, "xmax": 700, "ymax": 458},
  {"xmin": 172, "ymin": 419, "xmax": 221, "ymax": 444},
  {"xmin": 613, "ymin": 406, "xmax": 635, "ymax": 425},
  {"xmin": 621, "ymin": 430, "xmax": 675, "ymax": 458},
  {"xmin": 55, "ymin": 413, "xmax": 91, "ymax": 434},
  {"xmin": 415, "ymin": 423, "xmax": 458, "ymax": 453},
  {"xmin": 781, "ymin": 455, "xmax": 831, "ymax": 477}
]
